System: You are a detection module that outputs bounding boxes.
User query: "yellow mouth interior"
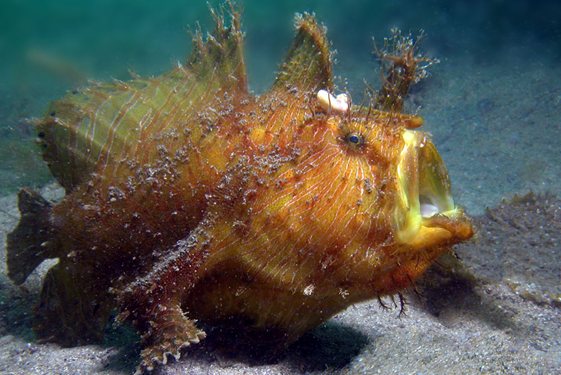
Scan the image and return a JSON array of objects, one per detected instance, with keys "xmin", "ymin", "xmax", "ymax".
[{"xmin": 395, "ymin": 130, "xmax": 464, "ymax": 247}]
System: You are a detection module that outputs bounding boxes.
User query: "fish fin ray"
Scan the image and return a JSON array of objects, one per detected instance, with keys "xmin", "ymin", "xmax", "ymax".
[
  {"xmin": 272, "ymin": 13, "xmax": 333, "ymax": 93},
  {"xmin": 36, "ymin": 5, "xmax": 248, "ymax": 192},
  {"xmin": 187, "ymin": 3, "xmax": 247, "ymax": 95},
  {"xmin": 7, "ymin": 188, "xmax": 56, "ymax": 285}
]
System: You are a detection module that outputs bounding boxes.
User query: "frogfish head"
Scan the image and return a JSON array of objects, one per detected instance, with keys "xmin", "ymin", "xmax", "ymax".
[{"xmin": 285, "ymin": 111, "xmax": 474, "ymax": 298}]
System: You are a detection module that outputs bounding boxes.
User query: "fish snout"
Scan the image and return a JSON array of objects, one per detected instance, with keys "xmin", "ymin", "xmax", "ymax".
[{"xmin": 394, "ymin": 130, "xmax": 473, "ymax": 248}]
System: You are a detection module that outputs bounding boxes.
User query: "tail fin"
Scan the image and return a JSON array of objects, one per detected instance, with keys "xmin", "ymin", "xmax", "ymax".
[{"xmin": 7, "ymin": 188, "xmax": 56, "ymax": 285}]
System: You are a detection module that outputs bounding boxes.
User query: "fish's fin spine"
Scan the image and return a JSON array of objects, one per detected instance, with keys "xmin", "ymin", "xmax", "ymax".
[
  {"xmin": 36, "ymin": 5, "xmax": 248, "ymax": 192},
  {"xmin": 7, "ymin": 188, "xmax": 56, "ymax": 285},
  {"xmin": 273, "ymin": 13, "xmax": 333, "ymax": 93},
  {"xmin": 187, "ymin": 3, "xmax": 247, "ymax": 95}
]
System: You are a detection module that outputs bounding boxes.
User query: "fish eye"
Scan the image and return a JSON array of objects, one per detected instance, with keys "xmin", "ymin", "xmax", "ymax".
[{"xmin": 345, "ymin": 132, "xmax": 364, "ymax": 146}]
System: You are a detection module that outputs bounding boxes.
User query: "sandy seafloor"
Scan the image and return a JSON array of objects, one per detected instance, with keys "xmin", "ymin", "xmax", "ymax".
[{"xmin": 1, "ymin": 1, "xmax": 561, "ymax": 374}]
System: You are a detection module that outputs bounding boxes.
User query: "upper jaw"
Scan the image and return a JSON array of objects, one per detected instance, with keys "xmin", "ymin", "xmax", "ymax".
[{"xmin": 394, "ymin": 130, "xmax": 473, "ymax": 248}]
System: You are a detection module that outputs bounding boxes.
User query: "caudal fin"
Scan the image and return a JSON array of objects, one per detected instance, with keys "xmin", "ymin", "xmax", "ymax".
[{"xmin": 7, "ymin": 188, "xmax": 56, "ymax": 285}]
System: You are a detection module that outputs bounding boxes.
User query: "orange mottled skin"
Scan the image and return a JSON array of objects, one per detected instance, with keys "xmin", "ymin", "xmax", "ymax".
[{"xmin": 8, "ymin": 8, "xmax": 473, "ymax": 374}]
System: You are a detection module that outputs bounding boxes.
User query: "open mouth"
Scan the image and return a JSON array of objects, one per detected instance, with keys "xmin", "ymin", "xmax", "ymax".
[{"xmin": 394, "ymin": 131, "xmax": 472, "ymax": 247}]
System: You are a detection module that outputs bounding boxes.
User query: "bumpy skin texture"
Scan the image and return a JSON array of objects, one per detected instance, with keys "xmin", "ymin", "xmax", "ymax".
[{"xmin": 11, "ymin": 8, "xmax": 473, "ymax": 374}]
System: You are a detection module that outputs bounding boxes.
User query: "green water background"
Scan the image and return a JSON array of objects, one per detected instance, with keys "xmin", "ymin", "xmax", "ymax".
[{"xmin": 1, "ymin": 0, "xmax": 560, "ymax": 214}]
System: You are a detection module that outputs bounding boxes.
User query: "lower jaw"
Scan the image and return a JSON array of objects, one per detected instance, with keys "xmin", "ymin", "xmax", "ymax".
[
  {"xmin": 399, "ymin": 208, "xmax": 473, "ymax": 249},
  {"xmin": 405, "ymin": 225, "xmax": 452, "ymax": 249}
]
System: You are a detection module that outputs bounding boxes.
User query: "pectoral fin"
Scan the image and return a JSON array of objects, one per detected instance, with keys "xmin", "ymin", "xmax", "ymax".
[{"xmin": 115, "ymin": 225, "xmax": 213, "ymax": 374}]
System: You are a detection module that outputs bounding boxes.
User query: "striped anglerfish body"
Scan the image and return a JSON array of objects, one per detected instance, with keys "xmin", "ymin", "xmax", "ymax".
[{"xmin": 7, "ymin": 7, "xmax": 473, "ymax": 375}]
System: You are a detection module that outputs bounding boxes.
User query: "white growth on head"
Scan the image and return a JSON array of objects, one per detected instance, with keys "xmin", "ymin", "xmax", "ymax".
[
  {"xmin": 317, "ymin": 89, "xmax": 349, "ymax": 114},
  {"xmin": 303, "ymin": 284, "xmax": 315, "ymax": 296}
]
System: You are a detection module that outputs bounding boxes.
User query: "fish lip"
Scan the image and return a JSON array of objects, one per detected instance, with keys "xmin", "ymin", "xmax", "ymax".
[{"xmin": 394, "ymin": 130, "xmax": 472, "ymax": 245}]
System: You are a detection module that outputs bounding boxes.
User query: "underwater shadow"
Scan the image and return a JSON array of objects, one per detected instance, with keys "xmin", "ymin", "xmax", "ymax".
[
  {"xmin": 413, "ymin": 264, "xmax": 518, "ymax": 332},
  {"xmin": 98, "ymin": 319, "xmax": 141, "ymax": 374},
  {"xmin": 170, "ymin": 319, "xmax": 369, "ymax": 372},
  {"xmin": 97, "ymin": 346, "xmax": 139, "ymax": 374},
  {"xmin": 286, "ymin": 321, "xmax": 370, "ymax": 370},
  {"xmin": 0, "ymin": 276, "xmax": 37, "ymax": 341},
  {"xmin": 101, "ymin": 318, "xmax": 370, "ymax": 373}
]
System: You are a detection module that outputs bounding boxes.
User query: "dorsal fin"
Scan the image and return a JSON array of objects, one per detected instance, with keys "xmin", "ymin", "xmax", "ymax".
[
  {"xmin": 37, "ymin": 5, "xmax": 248, "ymax": 193},
  {"xmin": 272, "ymin": 13, "xmax": 333, "ymax": 93},
  {"xmin": 187, "ymin": 5, "xmax": 247, "ymax": 95}
]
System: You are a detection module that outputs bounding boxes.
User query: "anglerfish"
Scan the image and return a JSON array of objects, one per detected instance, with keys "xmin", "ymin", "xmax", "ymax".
[{"xmin": 7, "ymin": 7, "xmax": 473, "ymax": 373}]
